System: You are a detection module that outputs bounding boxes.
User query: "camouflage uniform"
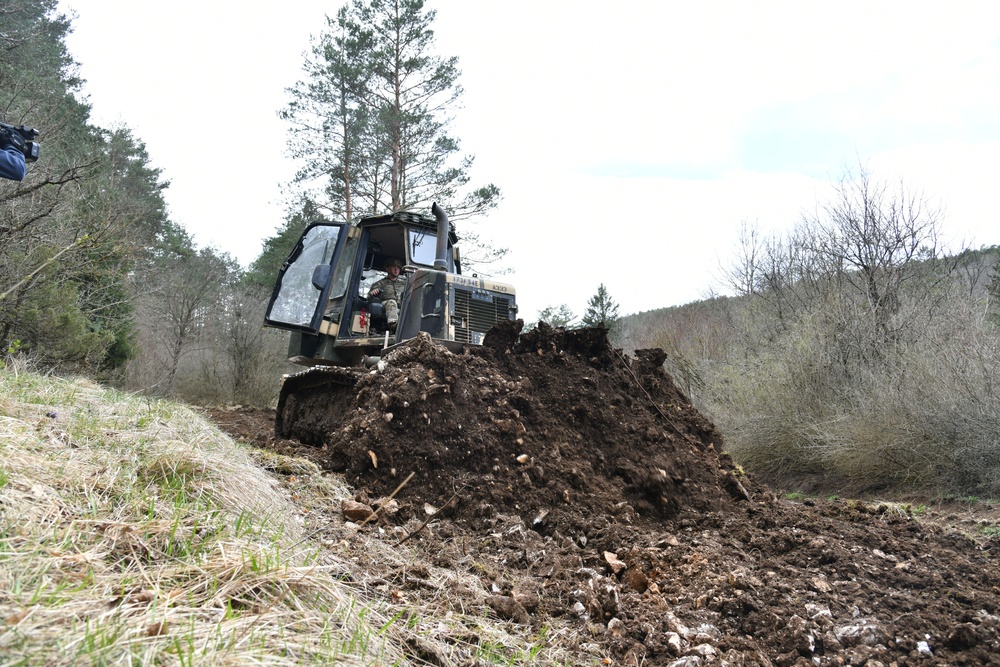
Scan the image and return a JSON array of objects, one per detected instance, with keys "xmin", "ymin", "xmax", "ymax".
[{"xmin": 369, "ymin": 275, "xmax": 407, "ymax": 322}]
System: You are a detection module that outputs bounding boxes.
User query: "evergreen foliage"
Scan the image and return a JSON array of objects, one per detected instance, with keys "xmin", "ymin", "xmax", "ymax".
[
  {"xmin": 529, "ymin": 304, "xmax": 577, "ymax": 329},
  {"xmin": 0, "ymin": 0, "xmax": 281, "ymax": 402},
  {"xmin": 581, "ymin": 283, "xmax": 620, "ymax": 330},
  {"xmin": 282, "ymin": 0, "xmax": 500, "ymax": 220},
  {"xmin": 277, "ymin": 0, "xmax": 506, "ymax": 272},
  {"xmin": 0, "ymin": 0, "xmax": 172, "ymax": 371}
]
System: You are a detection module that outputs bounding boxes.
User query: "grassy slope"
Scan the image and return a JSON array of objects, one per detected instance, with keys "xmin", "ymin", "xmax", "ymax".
[{"xmin": 0, "ymin": 365, "xmax": 574, "ymax": 666}]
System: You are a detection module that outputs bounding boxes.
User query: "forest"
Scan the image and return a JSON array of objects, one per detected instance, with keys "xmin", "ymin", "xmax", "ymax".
[{"xmin": 0, "ymin": 1, "xmax": 282, "ymax": 404}]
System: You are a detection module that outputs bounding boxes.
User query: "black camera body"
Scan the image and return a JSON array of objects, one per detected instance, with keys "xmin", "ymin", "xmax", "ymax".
[{"xmin": 0, "ymin": 122, "xmax": 40, "ymax": 162}]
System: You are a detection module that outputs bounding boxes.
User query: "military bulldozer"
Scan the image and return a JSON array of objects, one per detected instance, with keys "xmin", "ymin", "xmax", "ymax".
[{"xmin": 263, "ymin": 204, "xmax": 517, "ymax": 439}]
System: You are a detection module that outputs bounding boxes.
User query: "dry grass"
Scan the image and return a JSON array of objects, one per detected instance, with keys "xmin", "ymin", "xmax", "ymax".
[
  {"xmin": 0, "ymin": 364, "xmax": 577, "ymax": 665},
  {"xmin": 703, "ymin": 285, "xmax": 1000, "ymax": 497}
]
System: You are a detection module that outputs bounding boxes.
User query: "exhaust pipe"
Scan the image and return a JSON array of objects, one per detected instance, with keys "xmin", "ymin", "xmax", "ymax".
[{"xmin": 431, "ymin": 202, "xmax": 450, "ymax": 271}]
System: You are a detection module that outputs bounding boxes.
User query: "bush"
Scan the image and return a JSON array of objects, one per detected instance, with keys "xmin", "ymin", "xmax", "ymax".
[{"xmin": 708, "ymin": 284, "xmax": 1000, "ymax": 496}]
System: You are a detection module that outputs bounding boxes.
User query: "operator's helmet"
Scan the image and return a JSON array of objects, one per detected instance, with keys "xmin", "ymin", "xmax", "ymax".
[{"xmin": 385, "ymin": 258, "xmax": 403, "ymax": 269}]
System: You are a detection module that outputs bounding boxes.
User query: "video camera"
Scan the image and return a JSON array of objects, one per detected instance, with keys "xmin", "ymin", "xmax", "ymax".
[{"xmin": 0, "ymin": 122, "xmax": 41, "ymax": 162}]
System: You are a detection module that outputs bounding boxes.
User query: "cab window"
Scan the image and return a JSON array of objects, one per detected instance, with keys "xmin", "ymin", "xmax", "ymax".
[
  {"xmin": 268, "ymin": 224, "xmax": 341, "ymax": 327},
  {"xmin": 408, "ymin": 228, "xmax": 438, "ymax": 266},
  {"xmin": 329, "ymin": 234, "xmax": 360, "ymax": 299}
]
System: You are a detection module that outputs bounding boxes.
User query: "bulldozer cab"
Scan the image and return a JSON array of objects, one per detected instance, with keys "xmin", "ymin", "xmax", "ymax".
[{"xmin": 264, "ymin": 210, "xmax": 463, "ymax": 366}]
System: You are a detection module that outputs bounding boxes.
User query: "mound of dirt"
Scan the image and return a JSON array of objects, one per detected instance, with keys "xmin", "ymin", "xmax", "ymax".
[
  {"xmin": 282, "ymin": 322, "xmax": 750, "ymax": 542},
  {"xmin": 209, "ymin": 323, "xmax": 1000, "ymax": 666}
]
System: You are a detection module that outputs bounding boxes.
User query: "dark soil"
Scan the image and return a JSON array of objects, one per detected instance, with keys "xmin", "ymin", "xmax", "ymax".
[{"xmin": 207, "ymin": 322, "xmax": 1000, "ymax": 666}]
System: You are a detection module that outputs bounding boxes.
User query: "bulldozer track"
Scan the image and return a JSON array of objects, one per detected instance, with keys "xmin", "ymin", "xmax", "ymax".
[{"xmin": 275, "ymin": 366, "xmax": 362, "ymax": 441}]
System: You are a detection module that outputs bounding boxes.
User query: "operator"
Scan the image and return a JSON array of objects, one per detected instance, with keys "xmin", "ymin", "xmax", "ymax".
[
  {"xmin": 0, "ymin": 127, "xmax": 27, "ymax": 181},
  {"xmin": 368, "ymin": 258, "xmax": 407, "ymax": 326}
]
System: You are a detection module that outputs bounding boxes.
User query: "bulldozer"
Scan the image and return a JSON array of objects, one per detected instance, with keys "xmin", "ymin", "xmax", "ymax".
[{"xmin": 263, "ymin": 203, "xmax": 517, "ymax": 439}]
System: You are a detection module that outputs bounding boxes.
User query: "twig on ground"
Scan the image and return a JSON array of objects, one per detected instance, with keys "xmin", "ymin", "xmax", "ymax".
[
  {"xmin": 290, "ymin": 471, "xmax": 415, "ymax": 550},
  {"xmin": 357, "ymin": 471, "xmax": 416, "ymax": 530},
  {"xmin": 396, "ymin": 493, "xmax": 458, "ymax": 546}
]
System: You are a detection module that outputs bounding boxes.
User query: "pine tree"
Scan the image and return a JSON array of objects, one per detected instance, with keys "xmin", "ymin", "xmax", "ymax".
[
  {"xmin": 581, "ymin": 284, "xmax": 621, "ymax": 330},
  {"xmin": 280, "ymin": 7, "xmax": 373, "ymax": 222},
  {"xmin": 533, "ymin": 304, "xmax": 577, "ymax": 329},
  {"xmin": 0, "ymin": 1, "xmax": 175, "ymax": 372},
  {"xmin": 281, "ymin": 0, "xmax": 502, "ymax": 226}
]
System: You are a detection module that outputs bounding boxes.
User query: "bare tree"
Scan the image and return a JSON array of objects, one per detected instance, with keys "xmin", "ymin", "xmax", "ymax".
[
  {"xmin": 708, "ymin": 166, "xmax": 1000, "ymax": 494},
  {"xmin": 223, "ymin": 285, "xmax": 285, "ymax": 405},
  {"xmin": 801, "ymin": 166, "xmax": 957, "ymax": 361},
  {"xmin": 136, "ymin": 249, "xmax": 233, "ymax": 395},
  {"xmin": 725, "ymin": 165, "xmax": 960, "ymax": 368}
]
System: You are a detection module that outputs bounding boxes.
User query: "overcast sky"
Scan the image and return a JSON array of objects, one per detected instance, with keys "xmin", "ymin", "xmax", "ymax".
[{"xmin": 59, "ymin": 0, "xmax": 1000, "ymax": 321}]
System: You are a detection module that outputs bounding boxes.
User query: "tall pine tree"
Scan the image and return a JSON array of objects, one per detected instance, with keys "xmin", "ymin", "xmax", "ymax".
[
  {"xmin": 0, "ymin": 0, "xmax": 174, "ymax": 372},
  {"xmin": 281, "ymin": 0, "xmax": 501, "ymax": 221},
  {"xmin": 581, "ymin": 284, "xmax": 621, "ymax": 331}
]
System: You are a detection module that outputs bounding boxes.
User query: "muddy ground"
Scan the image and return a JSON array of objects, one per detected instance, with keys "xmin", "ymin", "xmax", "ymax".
[{"xmin": 207, "ymin": 323, "xmax": 1000, "ymax": 666}]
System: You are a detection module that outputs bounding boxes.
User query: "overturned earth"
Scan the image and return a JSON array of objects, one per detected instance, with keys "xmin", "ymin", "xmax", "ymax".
[{"xmin": 209, "ymin": 322, "xmax": 1000, "ymax": 666}]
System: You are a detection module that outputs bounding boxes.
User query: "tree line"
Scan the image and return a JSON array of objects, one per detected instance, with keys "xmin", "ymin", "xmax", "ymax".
[
  {"xmin": 615, "ymin": 165, "xmax": 1000, "ymax": 498},
  {"xmin": 532, "ymin": 283, "xmax": 622, "ymax": 332}
]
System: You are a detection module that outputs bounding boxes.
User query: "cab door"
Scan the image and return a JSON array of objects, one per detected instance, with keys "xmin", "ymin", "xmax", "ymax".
[{"xmin": 264, "ymin": 222, "xmax": 347, "ymax": 333}]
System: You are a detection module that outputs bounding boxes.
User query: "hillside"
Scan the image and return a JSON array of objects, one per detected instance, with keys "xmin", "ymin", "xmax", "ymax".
[
  {"xmin": 4, "ymin": 324, "xmax": 1000, "ymax": 664},
  {"xmin": 0, "ymin": 364, "xmax": 574, "ymax": 664},
  {"xmin": 614, "ymin": 245, "xmax": 1000, "ymax": 500}
]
